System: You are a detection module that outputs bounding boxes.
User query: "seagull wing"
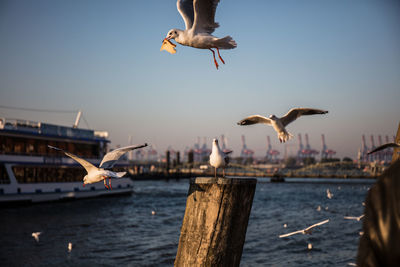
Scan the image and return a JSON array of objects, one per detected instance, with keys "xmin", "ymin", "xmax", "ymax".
[
  {"xmin": 224, "ymin": 150, "xmax": 233, "ymax": 155},
  {"xmin": 367, "ymin": 143, "xmax": 400, "ymax": 155},
  {"xmin": 280, "ymin": 108, "xmax": 328, "ymax": 127},
  {"xmin": 48, "ymin": 145, "xmax": 97, "ymax": 173},
  {"xmin": 305, "ymin": 219, "xmax": 329, "ymax": 231},
  {"xmin": 177, "ymin": 0, "xmax": 194, "ymax": 30},
  {"xmin": 192, "ymin": 0, "xmax": 220, "ymax": 34},
  {"xmin": 279, "ymin": 229, "xmax": 304, "ymax": 238},
  {"xmin": 237, "ymin": 115, "xmax": 272, "ymax": 126},
  {"xmin": 99, "ymin": 143, "xmax": 148, "ymax": 169}
]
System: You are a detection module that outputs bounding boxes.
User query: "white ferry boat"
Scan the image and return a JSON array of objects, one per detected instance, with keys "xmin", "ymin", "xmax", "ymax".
[{"xmin": 0, "ymin": 117, "xmax": 134, "ymax": 204}]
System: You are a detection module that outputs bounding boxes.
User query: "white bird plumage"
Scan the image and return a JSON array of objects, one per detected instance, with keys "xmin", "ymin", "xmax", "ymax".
[
  {"xmin": 164, "ymin": 0, "xmax": 237, "ymax": 69},
  {"xmin": 344, "ymin": 214, "xmax": 365, "ymax": 221},
  {"xmin": 209, "ymin": 138, "xmax": 232, "ymax": 178},
  {"xmin": 237, "ymin": 108, "xmax": 328, "ymax": 143},
  {"xmin": 48, "ymin": 143, "xmax": 147, "ymax": 189},
  {"xmin": 279, "ymin": 219, "xmax": 329, "ymax": 238},
  {"xmin": 32, "ymin": 232, "xmax": 41, "ymax": 242}
]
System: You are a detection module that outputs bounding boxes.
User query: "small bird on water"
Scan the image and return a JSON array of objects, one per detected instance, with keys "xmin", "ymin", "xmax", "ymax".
[
  {"xmin": 163, "ymin": 0, "xmax": 237, "ymax": 69},
  {"xmin": 32, "ymin": 232, "xmax": 41, "ymax": 243},
  {"xmin": 237, "ymin": 108, "xmax": 328, "ymax": 143},
  {"xmin": 209, "ymin": 138, "xmax": 232, "ymax": 178}
]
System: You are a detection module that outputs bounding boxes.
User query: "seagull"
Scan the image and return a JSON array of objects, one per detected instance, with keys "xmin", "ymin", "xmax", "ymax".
[
  {"xmin": 209, "ymin": 138, "xmax": 232, "ymax": 178},
  {"xmin": 367, "ymin": 142, "xmax": 400, "ymax": 155},
  {"xmin": 279, "ymin": 219, "xmax": 329, "ymax": 238},
  {"xmin": 326, "ymin": 189, "xmax": 333, "ymax": 199},
  {"xmin": 344, "ymin": 214, "xmax": 365, "ymax": 221},
  {"xmin": 237, "ymin": 108, "xmax": 328, "ymax": 143},
  {"xmin": 48, "ymin": 144, "xmax": 147, "ymax": 190},
  {"xmin": 32, "ymin": 232, "xmax": 41, "ymax": 242},
  {"xmin": 164, "ymin": 0, "xmax": 237, "ymax": 69}
]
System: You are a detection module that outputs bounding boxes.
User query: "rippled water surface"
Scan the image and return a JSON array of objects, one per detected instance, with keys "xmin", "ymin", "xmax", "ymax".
[{"xmin": 0, "ymin": 178, "xmax": 374, "ymax": 266}]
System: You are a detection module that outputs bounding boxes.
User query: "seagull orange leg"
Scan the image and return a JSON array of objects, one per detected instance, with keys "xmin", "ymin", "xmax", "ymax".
[
  {"xmin": 103, "ymin": 177, "xmax": 109, "ymax": 190},
  {"xmin": 209, "ymin": 48, "xmax": 219, "ymax": 69},
  {"xmin": 109, "ymin": 177, "xmax": 112, "ymax": 190},
  {"xmin": 215, "ymin": 47, "xmax": 225, "ymax": 64}
]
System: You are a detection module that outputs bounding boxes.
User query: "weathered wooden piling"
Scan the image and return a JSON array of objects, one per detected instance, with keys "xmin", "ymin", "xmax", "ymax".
[{"xmin": 174, "ymin": 177, "xmax": 257, "ymax": 267}]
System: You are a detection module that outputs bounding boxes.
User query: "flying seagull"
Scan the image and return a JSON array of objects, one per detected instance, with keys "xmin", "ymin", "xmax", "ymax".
[
  {"xmin": 32, "ymin": 232, "xmax": 41, "ymax": 243},
  {"xmin": 164, "ymin": 0, "xmax": 237, "ymax": 69},
  {"xmin": 48, "ymin": 144, "xmax": 147, "ymax": 189},
  {"xmin": 209, "ymin": 138, "xmax": 232, "ymax": 178},
  {"xmin": 279, "ymin": 219, "xmax": 329, "ymax": 238},
  {"xmin": 367, "ymin": 142, "xmax": 400, "ymax": 155},
  {"xmin": 344, "ymin": 214, "xmax": 365, "ymax": 221},
  {"xmin": 237, "ymin": 108, "xmax": 328, "ymax": 143}
]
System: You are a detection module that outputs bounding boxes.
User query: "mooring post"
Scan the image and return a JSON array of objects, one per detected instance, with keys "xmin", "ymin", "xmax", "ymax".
[{"xmin": 174, "ymin": 177, "xmax": 257, "ymax": 267}]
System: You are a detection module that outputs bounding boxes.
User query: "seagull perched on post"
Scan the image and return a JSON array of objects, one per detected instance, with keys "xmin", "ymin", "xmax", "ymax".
[
  {"xmin": 209, "ymin": 138, "xmax": 232, "ymax": 178},
  {"xmin": 163, "ymin": 0, "xmax": 237, "ymax": 69},
  {"xmin": 237, "ymin": 108, "xmax": 328, "ymax": 143},
  {"xmin": 48, "ymin": 144, "xmax": 147, "ymax": 190},
  {"xmin": 279, "ymin": 219, "xmax": 329, "ymax": 238}
]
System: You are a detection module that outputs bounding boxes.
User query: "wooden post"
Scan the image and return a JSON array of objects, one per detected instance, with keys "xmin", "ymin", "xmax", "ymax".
[
  {"xmin": 392, "ymin": 122, "xmax": 400, "ymax": 163},
  {"xmin": 175, "ymin": 177, "xmax": 257, "ymax": 267}
]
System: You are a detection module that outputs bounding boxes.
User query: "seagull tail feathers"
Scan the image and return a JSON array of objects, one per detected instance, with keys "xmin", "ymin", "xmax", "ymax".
[
  {"xmin": 216, "ymin": 36, "xmax": 237, "ymax": 49},
  {"xmin": 116, "ymin": 172, "xmax": 127, "ymax": 178}
]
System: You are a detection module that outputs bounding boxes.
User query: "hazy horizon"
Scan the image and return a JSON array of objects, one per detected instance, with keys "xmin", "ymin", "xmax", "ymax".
[{"xmin": 1, "ymin": 0, "xmax": 399, "ymax": 159}]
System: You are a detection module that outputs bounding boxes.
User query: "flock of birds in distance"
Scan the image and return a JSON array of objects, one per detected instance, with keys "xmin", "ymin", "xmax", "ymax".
[{"xmin": 31, "ymin": 0, "xmax": 399, "ymax": 259}]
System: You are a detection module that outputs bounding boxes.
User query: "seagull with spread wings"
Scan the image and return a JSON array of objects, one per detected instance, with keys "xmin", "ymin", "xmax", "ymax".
[
  {"xmin": 279, "ymin": 219, "xmax": 329, "ymax": 238},
  {"xmin": 48, "ymin": 144, "xmax": 147, "ymax": 189},
  {"xmin": 237, "ymin": 108, "xmax": 328, "ymax": 143},
  {"xmin": 164, "ymin": 0, "xmax": 237, "ymax": 69}
]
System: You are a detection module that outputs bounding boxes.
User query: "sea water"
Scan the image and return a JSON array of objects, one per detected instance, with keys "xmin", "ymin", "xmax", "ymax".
[{"xmin": 0, "ymin": 178, "xmax": 373, "ymax": 266}]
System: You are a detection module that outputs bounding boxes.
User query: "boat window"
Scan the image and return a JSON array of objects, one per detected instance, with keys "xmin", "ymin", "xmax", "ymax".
[
  {"xmin": 12, "ymin": 165, "xmax": 86, "ymax": 183},
  {"xmin": 0, "ymin": 135, "xmax": 102, "ymax": 158},
  {"xmin": 0, "ymin": 164, "xmax": 11, "ymax": 184}
]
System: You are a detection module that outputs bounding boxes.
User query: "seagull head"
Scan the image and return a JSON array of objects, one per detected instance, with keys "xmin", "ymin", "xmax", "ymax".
[
  {"xmin": 269, "ymin": 115, "xmax": 278, "ymax": 121},
  {"xmin": 165, "ymin": 29, "xmax": 179, "ymax": 41},
  {"xmin": 213, "ymin": 138, "xmax": 219, "ymax": 145}
]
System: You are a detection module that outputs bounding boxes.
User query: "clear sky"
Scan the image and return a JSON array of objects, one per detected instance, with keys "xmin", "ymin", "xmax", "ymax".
[{"xmin": 1, "ymin": 0, "xmax": 399, "ymax": 159}]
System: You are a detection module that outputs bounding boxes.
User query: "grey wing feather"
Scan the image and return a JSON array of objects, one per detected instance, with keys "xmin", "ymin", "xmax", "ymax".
[
  {"xmin": 177, "ymin": 0, "xmax": 194, "ymax": 30},
  {"xmin": 368, "ymin": 143, "xmax": 400, "ymax": 155},
  {"xmin": 192, "ymin": 0, "xmax": 220, "ymax": 34},
  {"xmin": 280, "ymin": 108, "xmax": 328, "ymax": 127},
  {"xmin": 99, "ymin": 143, "xmax": 148, "ymax": 169},
  {"xmin": 48, "ymin": 145, "xmax": 97, "ymax": 173},
  {"xmin": 237, "ymin": 115, "xmax": 272, "ymax": 126}
]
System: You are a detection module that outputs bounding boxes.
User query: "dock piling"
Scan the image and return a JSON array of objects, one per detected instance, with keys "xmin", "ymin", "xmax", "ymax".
[{"xmin": 174, "ymin": 177, "xmax": 257, "ymax": 267}]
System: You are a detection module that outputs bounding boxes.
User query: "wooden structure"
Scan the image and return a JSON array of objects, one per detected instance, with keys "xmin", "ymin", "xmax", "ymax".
[{"xmin": 175, "ymin": 177, "xmax": 257, "ymax": 267}]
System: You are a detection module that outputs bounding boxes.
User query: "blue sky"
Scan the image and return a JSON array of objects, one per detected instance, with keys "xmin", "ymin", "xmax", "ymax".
[{"xmin": 1, "ymin": 0, "xmax": 399, "ymax": 159}]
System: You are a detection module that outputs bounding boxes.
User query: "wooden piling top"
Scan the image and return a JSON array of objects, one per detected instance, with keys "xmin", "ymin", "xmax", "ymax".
[{"xmin": 191, "ymin": 177, "xmax": 257, "ymax": 185}]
